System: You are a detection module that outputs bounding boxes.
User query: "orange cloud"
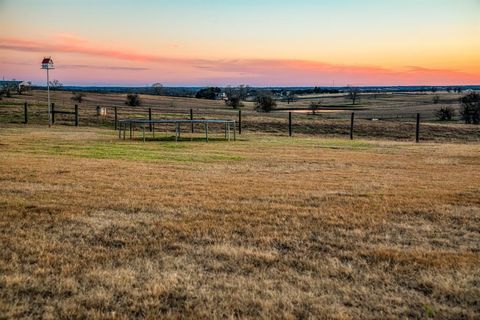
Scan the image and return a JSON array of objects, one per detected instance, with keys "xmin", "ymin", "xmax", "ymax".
[{"xmin": 1, "ymin": 35, "xmax": 479, "ymax": 86}]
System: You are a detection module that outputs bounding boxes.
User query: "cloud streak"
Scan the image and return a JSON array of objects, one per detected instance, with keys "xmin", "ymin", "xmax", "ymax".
[
  {"xmin": 59, "ymin": 64, "xmax": 149, "ymax": 71},
  {"xmin": 1, "ymin": 36, "xmax": 479, "ymax": 86}
]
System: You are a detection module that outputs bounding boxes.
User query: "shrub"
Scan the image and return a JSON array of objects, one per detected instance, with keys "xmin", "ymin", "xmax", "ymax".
[
  {"xmin": 225, "ymin": 96, "xmax": 243, "ymax": 109},
  {"xmin": 433, "ymin": 95, "xmax": 440, "ymax": 104},
  {"xmin": 195, "ymin": 87, "xmax": 221, "ymax": 100},
  {"xmin": 435, "ymin": 107, "xmax": 456, "ymax": 121},
  {"xmin": 125, "ymin": 93, "xmax": 142, "ymax": 107},
  {"xmin": 459, "ymin": 93, "xmax": 480, "ymax": 124},
  {"xmin": 255, "ymin": 94, "xmax": 276, "ymax": 112}
]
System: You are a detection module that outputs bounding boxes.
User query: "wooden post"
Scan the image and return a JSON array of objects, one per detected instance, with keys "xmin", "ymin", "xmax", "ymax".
[
  {"xmin": 233, "ymin": 121, "xmax": 236, "ymax": 141},
  {"xmin": 51, "ymin": 103, "xmax": 55, "ymax": 124},
  {"xmin": 350, "ymin": 112, "xmax": 355, "ymax": 140},
  {"xmin": 416, "ymin": 113, "xmax": 420, "ymax": 143},
  {"xmin": 288, "ymin": 112, "xmax": 292, "ymax": 137},
  {"xmin": 148, "ymin": 108, "xmax": 152, "ymax": 132},
  {"xmin": 114, "ymin": 107, "xmax": 118, "ymax": 130},
  {"xmin": 205, "ymin": 123, "xmax": 209, "ymax": 142},
  {"xmin": 74, "ymin": 105, "xmax": 79, "ymax": 126},
  {"xmin": 190, "ymin": 108, "xmax": 194, "ymax": 133},
  {"xmin": 238, "ymin": 110, "xmax": 242, "ymax": 135},
  {"xmin": 24, "ymin": 102, "xmax": 28, "ymax": 124}
]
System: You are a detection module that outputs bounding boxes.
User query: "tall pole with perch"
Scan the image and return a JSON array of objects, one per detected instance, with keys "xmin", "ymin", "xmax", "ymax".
[{"xmin": 41, "ymin": 57, "xmax": 54, "ymax": 127}]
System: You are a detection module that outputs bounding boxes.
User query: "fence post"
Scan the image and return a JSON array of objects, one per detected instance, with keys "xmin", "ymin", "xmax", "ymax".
[
  {"xmin": 114, "ymin": 107, "xmax": 118, "ymax": 130},
  {"xmin": 51, "ymin": 103, "xmax": 55, "ymax": 124},
  {"xmin": 416, "ymin": 113, "xmax": 420, "ymax": 143},
  {"xmin": 24, "ymin": 102, "xmax": 28, "ymax": 124},
  {"xmin": 238, "ymin": 110, "xmax": 242, "ymax": 135},
  {"xmin": 289, "ymin": 112, "xmax": 292, "ymax": 137},
  {"xmin": 148, "ymin": 108, "xmax": 152, "ymax": 132},
  {"xmin": 190, "ymin": 108, "xmax": 194, "ymax": 133},
  {"xmin": 350, "ymin": 112, "xmax": 355, "ymax": 140},
  {"xmin": 74, "ymin": 105, "xmax": 79, "ymax": 126}
]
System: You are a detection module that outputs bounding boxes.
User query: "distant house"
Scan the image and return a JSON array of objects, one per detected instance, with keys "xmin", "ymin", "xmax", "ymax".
[
  {"xmin": 217, "ymin": 92, "xmax": 228, "ymax": 100},
  {"xmin": 18, "ymin": 81, "xmax": 32, "ymax": 91},
  {"xmin": 0, "ymin": 80, "xmax": 32, "ymax": 94}
]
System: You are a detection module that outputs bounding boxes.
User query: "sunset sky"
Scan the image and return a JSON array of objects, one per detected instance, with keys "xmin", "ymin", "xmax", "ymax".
[{"xmin": 1, "ymin": 0, "xmax": 479, "ymax": 86}]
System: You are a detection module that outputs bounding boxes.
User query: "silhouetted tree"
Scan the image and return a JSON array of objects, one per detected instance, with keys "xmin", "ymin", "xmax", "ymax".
[
  {"xmin": 125, "ymin": 93, "xmax": 142, "ymax": 106},
  {"xmin": 196, "ymin": 87, "xmax": 221, "ymax": 100},
  {"xmin": 286, "ymin": 91, "xmax": 297, "ymax": 104},
  {"xmin": 225, "ymin": 96, "xmax": 243, "ymax": 109},
  {"xmin": 309, "ymin": 101, "xmax": 322, "ymax": 115},
  {"xmin": 347, "ymin": 86, "xmax": 360, "ymax": 105},
  {"xmin": 435, "ymin": 107, "xmax": 456, "ymax": 121},
  {"xmin": 152, "ymin": 83, "xmax": 164, "ymax": 95},
  {"xmin": 459, "ymin": 92, "xmax": 480, "ymax": 124},
  {"xmin": 255, "ymin": 93, "xmax": 276, "ymax": 112},
  {"xmin": 238, "ymin": 85, "xmax": 249, "ymax": 100},
  {"xmin": 71, "ymin": 92, "xmax": 86, "ymax": 103},
  {"xmin": 49, "ymin": 80, "xmax": 63, "ymax": 91}
]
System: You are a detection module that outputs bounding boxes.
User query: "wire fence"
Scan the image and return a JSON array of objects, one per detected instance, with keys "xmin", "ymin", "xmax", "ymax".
[{"xmin": 1, "ymin": 102, "xmax": 480, "ymax": 143}]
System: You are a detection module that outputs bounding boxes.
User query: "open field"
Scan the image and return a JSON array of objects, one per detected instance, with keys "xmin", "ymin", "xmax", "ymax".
[
  {"xmin": 3, "ymin": 89, "xmax": 469, "ymax": 119},
  {"xmin": 1, "ymin": 90, "xmax": 479, "ymax": 143},
  {"xmin": 0, "ymin": 124, "xmax": 479, "ymax": 319}
]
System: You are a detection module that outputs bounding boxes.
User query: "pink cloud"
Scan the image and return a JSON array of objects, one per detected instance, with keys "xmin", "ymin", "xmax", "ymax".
[{"xmin": 1, "ymin": 35, "xmax": 479, "ymax": 86}]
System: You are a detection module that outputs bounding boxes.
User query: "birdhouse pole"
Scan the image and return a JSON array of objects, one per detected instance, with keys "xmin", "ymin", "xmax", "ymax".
[
  {"xmin": 41, "ymin": 57, "xmax": 54, "ymax": 127},
  {"xmin": 47, "ymin": 67, "xmax": 51, "ymax": 126}
]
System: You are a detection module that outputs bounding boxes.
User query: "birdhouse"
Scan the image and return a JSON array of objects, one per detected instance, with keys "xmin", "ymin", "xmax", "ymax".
[{"xmin": 41, "ymin": 57, "xmax": 54, "ymax": 70}]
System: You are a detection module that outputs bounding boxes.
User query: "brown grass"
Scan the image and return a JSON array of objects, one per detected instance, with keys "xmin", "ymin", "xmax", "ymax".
[
  {"xmin": 0, "ymin": 124, "xmax": 479, "ymax": 319},
  {"xmin": 2, "ymin": 90, "xmax": 479, "ymax": 143}
]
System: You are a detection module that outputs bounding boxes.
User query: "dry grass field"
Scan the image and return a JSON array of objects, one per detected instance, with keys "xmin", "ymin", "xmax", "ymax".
[
  {"xmin": 1, "ymin": 90, "xmax": 479, "ymax": 143},
  {"xmin": 1, "ymin": 124, "xmax": 479, "ymax": 319}
]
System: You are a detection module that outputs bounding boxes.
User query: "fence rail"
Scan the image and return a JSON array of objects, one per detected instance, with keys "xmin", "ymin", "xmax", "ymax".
[{"xmin": 2, "ymin": 102, "xmax": 480, "ymax": 143}]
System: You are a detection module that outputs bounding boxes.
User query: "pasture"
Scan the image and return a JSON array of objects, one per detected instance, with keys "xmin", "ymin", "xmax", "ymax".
[
  {"xmin": 1, "ymin": 90, "xmax": 479, "ymax": 143},
  {"xmin": 0, "ymin": 124, "xmax": 479, "ymax": 319}
]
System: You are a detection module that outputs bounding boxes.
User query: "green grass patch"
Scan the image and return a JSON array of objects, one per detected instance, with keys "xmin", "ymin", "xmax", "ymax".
[{"xmin": 15, "ymin": 139, "xmax": 245, "ymax": 163}]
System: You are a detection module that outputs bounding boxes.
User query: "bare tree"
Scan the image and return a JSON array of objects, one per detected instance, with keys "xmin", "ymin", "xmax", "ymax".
[
  {"xmin": 238, "ymin": 85, "xmax": 249, "ymax": 100},
  {"xmin": 286, "ymin": 91, "xmax": 297, "ymax": 104},
  {"xmin": 49, "ymin": 80, "xmax": 63, "ymax": 91},
  {"xmin": 71, "ymin": 92, "xmax": 87, "ymax": 103},
  {"xmin": 309, "ymin": 101, "xmax": 322, "ymax": 115},
  {"xmin": 152, "ymin": 83, "xmax": 164, "ymax": 95},
  {"xmin": 347, "ymin": 86, "xmax": 360, "ymax": 105}
]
